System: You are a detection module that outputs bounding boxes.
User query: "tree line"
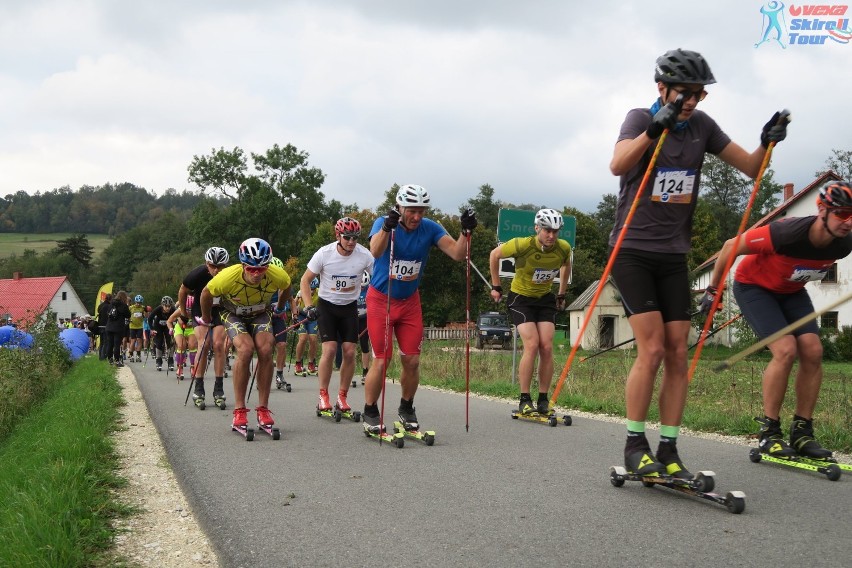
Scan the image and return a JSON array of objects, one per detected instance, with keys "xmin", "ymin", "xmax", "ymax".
[{"xmin": 1, "ymin": 143, "xmax": 849, "ymax": 325}]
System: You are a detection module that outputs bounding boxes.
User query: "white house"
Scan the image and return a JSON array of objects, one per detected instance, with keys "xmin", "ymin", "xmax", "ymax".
[
  {"xmin": 0, "ymin": 273, "xmax": 89, "ymax": 328},
  {"xmin": 566, "ymin": 277, "xmax": 631, "ymax": 351}
]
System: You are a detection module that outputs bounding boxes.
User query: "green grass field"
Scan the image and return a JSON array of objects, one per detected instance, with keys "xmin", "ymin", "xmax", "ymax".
[{"xmin": 0, "ymin": 233, "xmax": 112, "ymax": 259}]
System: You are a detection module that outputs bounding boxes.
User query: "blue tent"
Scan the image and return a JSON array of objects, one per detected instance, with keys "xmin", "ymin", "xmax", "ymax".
[
  {"xmin": 0, "ymin": 325, "xmax": 34, "ymax": 350},
  {"xmin": 59, "ymin": 327, "xmax": 90, "ymax": 361}
]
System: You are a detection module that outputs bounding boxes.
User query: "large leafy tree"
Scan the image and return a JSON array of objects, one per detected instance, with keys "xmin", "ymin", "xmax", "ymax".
[
  {"xmin": 462, "ymin": 183, "xmax": 503, "ymax": 231},
  {"xmin": 56, "ymin": 233, "xmax": 94, "ymax": 267},
  {"xmin": 188, "ymin": 143, "xmax": 329, "ymax": 260},
  {"xmin": 814, "ymin": 148, "xmax": 852, "ymax": 180}
]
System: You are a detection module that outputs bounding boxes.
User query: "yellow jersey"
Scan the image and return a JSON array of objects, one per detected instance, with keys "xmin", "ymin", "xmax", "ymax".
[
  {"xmin": 500, "ymin": 236, "xmax": 571, "ymax": 298},
  {"xmin": 206, "ymin": 264, "xmax": 291, "ymax": 317}
]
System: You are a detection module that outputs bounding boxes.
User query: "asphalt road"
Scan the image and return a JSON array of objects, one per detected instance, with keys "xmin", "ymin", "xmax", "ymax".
[{"xmin": 131, "ymin": 358, "xmax": 851, "ymax": 568}]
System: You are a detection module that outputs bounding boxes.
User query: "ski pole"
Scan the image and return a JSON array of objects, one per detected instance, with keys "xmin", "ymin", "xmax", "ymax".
[
  {"xmin": 715, "ymin": 290, "xmax": 852, "ymax": 371},
  {"xmin": 579, "ymin": 336, "xmax": 637, "ymax": 362},
  {"xmin": 689, "ymin": 117, "xmax": 787, "ymax": 382},
  {"xmin": 248, "ymin": 357, "xmax": 258, "ymax": 402},
  {"xmin": 687, "ymin": 313, "xmax": 741, "ymax": 351},
  {"xmin": 276, "ymin": 317, "xmax": 308, "ymax": 339},
  {"xmin": 465, "ymin": 232, "xmax": 472, "ymax": 432},
  {"xmin": 185, "ymin": 327, "xmax": 212, "ymax": 406},
  {"xmin": 468, "ymin": 258, "xmax": 492, "ymax": 291},
  {"xmin": 379, "ymin": 228, "xmax": 395, "ymax": 445},
  {"xmin": 549, "ymin": 129, "xmax": 670, "ymax": 410},
  {"xmin": 287, "ymin": 328, "xmax": 297, "ymax": 371}
]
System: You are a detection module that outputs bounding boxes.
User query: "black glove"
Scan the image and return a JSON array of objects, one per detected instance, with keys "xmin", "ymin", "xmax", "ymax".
[
  {"xmin": 761, "ymin": 109, "xmax": 790, "ymax": 148},
  {"xmin": 301, "ymin": 306, "xmax": 318, "ymax": 321},
  {"xmin": 698, "ymin": 286, "xmax": 718, "ymax": 316},
  {"xmin": 646, "ymin": 94, "xmax": 684, "ymax": 140},
  {"xmin": 556, "ymin": 294, "xmax": 566, "ymax": 312},
  {"xmin": 461, "ymin": 208, "xmax": 477, "ymax": 235},
  {"xmin": 382, "ymin": 208, "xmax": 401, "ymax": 232}
]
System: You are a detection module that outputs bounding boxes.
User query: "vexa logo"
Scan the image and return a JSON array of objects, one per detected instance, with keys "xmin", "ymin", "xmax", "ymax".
[{"xmin": 755, "ymin": 2, "xmax": 852, "ymax": 47}]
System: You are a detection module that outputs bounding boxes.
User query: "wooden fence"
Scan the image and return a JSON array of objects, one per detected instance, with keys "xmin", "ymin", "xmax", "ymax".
[{"xmin": 423, "ymin": 327, "xmax": 475, "ymax": 340}]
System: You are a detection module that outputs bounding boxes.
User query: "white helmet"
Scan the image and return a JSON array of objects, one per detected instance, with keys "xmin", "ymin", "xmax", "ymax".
[
  {"xmin": 362, "ymin": 271, "xmax": 371, "ymax": 287},
  {"xmin": 205, "ymin": 246, "xmax": 229, "ymax": 266},
  {"xmin": 534, "ymin": 208, "xmax": 563, "ymax": 230},
  {"xmin": 396, "ymin": 184, "xmax": 431, "ymax": 208}
]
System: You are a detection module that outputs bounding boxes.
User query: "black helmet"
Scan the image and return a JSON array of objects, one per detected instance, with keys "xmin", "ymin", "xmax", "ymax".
[
  {"xmin": 817, "ymin": 180, "xmax": 852, "ymax": 209},
  {"xmin": 654, "ymin": 49, "xmax": 716, "ymax": 85}
]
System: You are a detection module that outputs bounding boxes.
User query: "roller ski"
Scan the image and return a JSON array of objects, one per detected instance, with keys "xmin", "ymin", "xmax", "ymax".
[
  {"xmin": 392, "ymin": 403, "xmax": 434, "ymax": 445},
  {"xmin": 275, "ymin": 371, "xmax": 292, "ymax": 392},
  {"xmin": 212, "ymin": 378, "xmax": 226, "ymax": 410},
  {"xmin": 361, "ymin": 409, "xmax": 404, "ymax": 448},
  {"xmin": 255, "ymin": 406, "xmax": 280, "ymax": 440},
  {"xmin": 192, "ymin": 380, "xmax": 206, "ymax": 410},
  {"xmin": 294, "ymin": 361, "xmax": 308, "ymax": 378},
  {"xmin": 231, "ymin": 407, "xmax": 254, "ymax": 441},
  {"xmin": 748, "ymin": 416, "xmax": 842, "ymax": 480},
  {"xmin": 510, "ymin": 398, "xmax": 572, "ymax": 427},
  {"xmin": 307, "ymin": 360, "xmax": 318, "ymax": 376}
]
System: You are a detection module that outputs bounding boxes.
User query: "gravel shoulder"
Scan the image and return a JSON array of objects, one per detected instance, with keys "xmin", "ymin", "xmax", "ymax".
[{"xmin": 111, "ymin": 366, "xmax": 219, "ymax": 567}]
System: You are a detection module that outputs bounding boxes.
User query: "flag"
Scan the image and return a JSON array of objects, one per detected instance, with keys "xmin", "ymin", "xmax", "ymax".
[{"xmin": 94, "ymin": 282, "xmax": 113, "ymax": 314}]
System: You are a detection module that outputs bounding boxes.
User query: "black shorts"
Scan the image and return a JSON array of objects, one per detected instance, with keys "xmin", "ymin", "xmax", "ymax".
[
  {"xmin": 611, "ymin": 248, "xmax": 691, "ymax": 322},
  {"xmin": 317, "ymin": 298, "xmax": 359, "ymax": 343},
  {"xmin": 357, "ymin": 315, "xmax": 370, "ymax": 352},
  {"xmin": 129, "ymin": 328, "xmax": 144, "ymax": 339},
  {"xmin": 271, "ymin": 315, "xmax": 290, "ymax": 344},
  {"xmin": 506, "ymin": 291, "xmax": 557, "ymax": 326},
  {"xmin": 733, "ymin": 282, "xmax": 819, "ymax": 339}
]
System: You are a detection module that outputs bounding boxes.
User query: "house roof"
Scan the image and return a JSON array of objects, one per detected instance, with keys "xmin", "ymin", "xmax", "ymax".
[
  {"xmin": 567, "ymin": 276, "xmax": 616, "ymax": 311},
  {"xmin": 0, "ymin": 275, "xmax": 67, "ymax": 326},
  {"xmin": 694, "ymin": 170, "xmax": 841, "ymax": 273}
]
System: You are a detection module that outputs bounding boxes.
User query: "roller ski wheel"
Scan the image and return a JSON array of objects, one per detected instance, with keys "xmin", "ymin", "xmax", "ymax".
[
  {"xmin": 748, "ymin": 448, "xmax": 842, "ymax": 480},
  {"xmin": 317, "ymin": 406, "xmax": 343, "ymax": 422},
  {"xmin": 351, "ymin": 379, "xmax": 357, "ymax": 388},
  {"xmin": 608, "ymin": 466, "xmax": 745, "ymax": 514},
  {"xmin": 510, "ymin": 409, "xmax": 568, "ymax": 427},
  {"xmin": 275, "ymin": 375, "xmax": 292, "ymax": 392},
  {"xmin": 214, "ymin": 396, "xmax": 226, "ymax": 410},
  {"xmin": 257, "ymin": 423, "xmax": 281, "ymax": 440},
  {"xmin": 193, "ymin": 395, "xmax": 206, "ymax": 410},
  {"xmin": 232, "ymin": 425, "xmax": 255, "ymax": 441},
  {"xmin": 392, "ymin": 421, "xmax": 435, "ymax": 446}
]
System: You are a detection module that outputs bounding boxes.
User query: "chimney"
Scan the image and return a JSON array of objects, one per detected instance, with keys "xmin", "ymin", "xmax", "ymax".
[
  {"xmin": 12, "ymin": 272, "xmax": 23, "ymax": 280},
  {"xmin": 783, "ymin": 183, "xmax": 794, "ymax": 201}
]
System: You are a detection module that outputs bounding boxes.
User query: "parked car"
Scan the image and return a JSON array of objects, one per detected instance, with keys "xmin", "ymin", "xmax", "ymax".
[{"xmin": 476, "ymin": 311, "xmax": 512, "ymax": 349}]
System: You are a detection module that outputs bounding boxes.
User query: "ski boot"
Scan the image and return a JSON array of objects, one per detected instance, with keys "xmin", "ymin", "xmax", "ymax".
[
  {"xmin": 336, "ymin": 390, "xmax": 351, "ymax": 412},
  {"xmin": 231, "ymin": 407, "xmax": 254, "ymax": 440},
  {"xmin": 790, "ymin": 417, "xmax": 833, "ymax": 459},
  {"xmin": 275, "ymin": 370, "xmax": 292, "ymax": 392},
  {"xmin": 192, "ymin": 380, "xmax": 206, "ymax": 410},
  {"xmin": 136, "ymin": 353, "xmax": 142, "ymax": 362},
  {"xmin": 361, "ymin": 368, "xmax": 368, "ymax": 385},
  {"xmin": 317, "ymin": 389, "xmax": 332, "ymax": 412},
  {"xmin": 537, "ymin": 395, "xmax": 554, "ymax": 416},
  {"xmin": 156, "ymin": 357, "xmax": 163, "ymax": 372},
  {"xmin": 624, "ymin": 434, "xmax": 666, "ymax": 476},
  {"xmin": 294, "ymin": 361, "xmax": 307, "ymax": 377},
  {"xmin": 167, "ymin": 357, "xmax": 175, "ymax": 372},
  {"xmin": 212, "ymin": 377, "xmax": 226, "ymax": 410},
  {"xmin": 518, "ymin": 398, "xmax": 538, "ymax": 416},
  {"xmin": 755, "ymin": 416, "xmax": 797, "ymax": 458},
  {"xmin": 362, "ymin": 407, "xmax": 403, "ymax": 447},
  {"xmin": 397, "ymin": 402, "xmax": 419, "ymax": 431},
  {"xmin": 176, "ymin": 365, "xmax": 184, "ymax": 380},
  {"xmin": 255, "ymin": 406, "xmax": 280, "ymax": 439},
  {"xmin": 307, "ymin": 360, "xmax": 318, "ymax": 375},
  {"xmin": 656, "ymin": 440, "xmax": 694, "ymax": 480},
  {"xmin": 394, "ymin": 399, "xmax": 435, "ymax": 445}
]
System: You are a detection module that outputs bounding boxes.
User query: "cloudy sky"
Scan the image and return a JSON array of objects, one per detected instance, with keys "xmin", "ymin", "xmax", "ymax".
[{"xmin": 1, "ymin": 0, "xmax": 850, "ymax": 214}]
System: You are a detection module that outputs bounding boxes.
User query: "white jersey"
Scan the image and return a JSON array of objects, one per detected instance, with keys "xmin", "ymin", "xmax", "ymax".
[{"xmin": 307, "ymin": 242, "xmax": 374, "ymax": 305}]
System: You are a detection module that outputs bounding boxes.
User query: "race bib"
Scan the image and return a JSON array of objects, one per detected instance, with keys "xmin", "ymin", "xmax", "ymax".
[
  {"xmin": 332, "ymin": 275, "xmax": 358, "ymax": 294},
  {"xmin": 212, "ymin": 297, "xmax": 221, "ymax": 306},
  {"xmin": 788, "ymin": 267, "xmax": 828, "ymax": 283},
  {"xmin": 651, "ymin": 168, "xmax": 696, "ymax": 204},
  {"xmin": 532, "ymin": 268, "xmax": 559, "ymax": 284},
  {"xmin": 235, "ymin": 303, "xmax": 267, "ymax": 316},
  {"xmin": 390, "ymin": 259, "xmax": 422, "ymax": 282},
  {"xmin": 132, "ymin": 312, "xmax": 143, "ymax": 319}
]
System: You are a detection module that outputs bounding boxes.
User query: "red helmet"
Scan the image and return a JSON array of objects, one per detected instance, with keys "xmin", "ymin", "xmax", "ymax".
[{"xmin": 335, "ymin": 217, "xmax": 361, "ymax": 237}]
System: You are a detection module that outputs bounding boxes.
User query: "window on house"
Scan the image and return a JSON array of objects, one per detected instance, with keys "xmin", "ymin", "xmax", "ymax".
[
  {"xmin": 823, "ymin": 263, "xmax": 837, "ymax": 283},
  {"xmin": 821, "ymin": 311, "xmax": 838, "ymax": 330},
  {"xmin": 62, "ymin": 292, "xmax": 67, "ymax": 300}
]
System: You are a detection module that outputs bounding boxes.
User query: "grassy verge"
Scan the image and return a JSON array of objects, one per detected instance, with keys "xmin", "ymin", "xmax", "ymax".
[
  {"xmin": 0, "ymin": 356, "xmax": 131, "ymax": 567},
  {"xmin": 412, "ymin": 340, "xmax": 852, "ymax": 452}
]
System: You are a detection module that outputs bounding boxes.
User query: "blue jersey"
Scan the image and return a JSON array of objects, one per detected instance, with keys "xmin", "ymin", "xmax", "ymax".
[{"xmin": 369, "ymin": 216, "xmax": 447, "ymax": 300}]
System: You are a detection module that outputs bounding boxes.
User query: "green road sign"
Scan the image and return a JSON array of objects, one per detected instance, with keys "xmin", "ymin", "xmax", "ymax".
[{"xmin": 497, "ymin": 208, "xmax": 576, "ymax": 247}]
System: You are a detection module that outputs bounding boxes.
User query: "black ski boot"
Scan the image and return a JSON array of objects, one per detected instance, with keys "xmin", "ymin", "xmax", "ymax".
[
  {"xmin": 656, "ymin": 440, "xmax": 694, "ymax": 480},
  {"xmin": 537, "ymin": 394, "xmax": 553, "ymax": 416},
  {"xmin": 624, "ymin": 434, "xmax": 666, "ymax": 476},
  {"xmin": 518, "ymin": 396, "xmax": 538, "ymax": 416},
  {"xmin": 398, "ymin": 399, "xmax": 419, "ymax": 431},
  {"xmin": 755, "ymin": 416, "xmax": 797, "ymax": 458},
  {"xmin": 156, "ymin": 357, "xmax": 163, "ymax": 372},
  {"xmin": 363, "ymin": 406, "xmax": 384, "ymax": 435},
  {"xmin": 167, "ymin": 356, "xmax": 175, "ymax": 372},
  {"xmin": 790, "ymin": 416, "xmax": 833, "ymax": 459},
  {"xmin": 192, "ymin": 379, "xmax": 206, "ymax": 410},
  {"xmin": 212, "ymin": 377, "xmax": 226, "ymax": 410}
]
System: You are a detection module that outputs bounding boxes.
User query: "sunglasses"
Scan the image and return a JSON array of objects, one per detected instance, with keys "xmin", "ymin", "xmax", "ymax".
[
  {"xmin": 831, "ymin": 208, "xmax": 852, "ymax": 221},
  {"xmin": 244, "ymin": 265, "xmax": 269, "ymax": 275},
  {"xmin": 340, "ymin": 235, "xmax": 359, "ymax": 241},
  {"xmin": 671, "ymin": 86, "xmax": 708, "ymax": 102}
]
